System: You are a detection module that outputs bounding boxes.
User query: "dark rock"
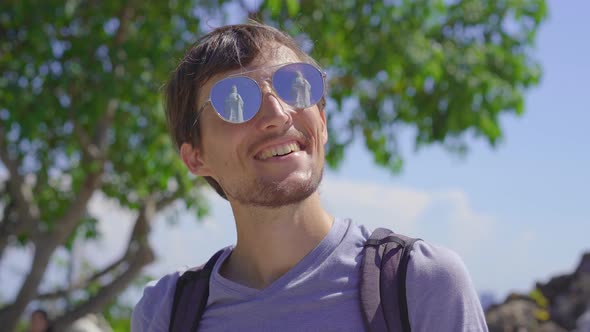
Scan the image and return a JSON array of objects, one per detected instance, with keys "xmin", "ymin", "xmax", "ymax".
[
  {"xmin": 486, "ymin": 251, "xmax": 590, "ymax": 331},
  {"xmin": 576, "ymin": 309, "xmax": 590, "ymax": 332},
  {"xmin": 575, "ymin": 253, "xmax": 590, "ymax": 275},
  {"xmin": 536, "ymin": 253, "xmax": 590, "ymax": 330},
  {"xmin": 480, "ymin": 292, "xmax": 498, "ymax": 311},
  {"xmin": 485, "ymin": 295, "xmax": 566, "ymax": 332}
]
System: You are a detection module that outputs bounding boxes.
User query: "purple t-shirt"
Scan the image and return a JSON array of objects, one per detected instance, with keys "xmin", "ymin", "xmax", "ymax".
[{"xmin": 132, "ymin": 218, "xmax": 488, "ymax": 331}]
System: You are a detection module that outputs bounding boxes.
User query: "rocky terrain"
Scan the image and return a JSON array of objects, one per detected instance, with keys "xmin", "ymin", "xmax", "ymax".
[{"xmin": 486, "ymin": 253, "xmax": 590, "ymax": 331}]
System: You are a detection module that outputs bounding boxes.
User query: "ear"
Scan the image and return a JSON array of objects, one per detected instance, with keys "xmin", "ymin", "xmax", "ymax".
[{"xmin": 180, "ymin": 142, "xmax": 214, "ymax": 177}]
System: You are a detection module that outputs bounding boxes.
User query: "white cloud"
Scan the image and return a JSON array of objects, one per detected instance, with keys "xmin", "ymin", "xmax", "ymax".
[
  {"xmin": 320, "ymin": 177, "xmax": 496, "ymax": 257},
  {"xmin": 319, "ymin": 179, "xmax": 431, "ymax": 235},
  {"xmin": 84, "ymin": 193, "xmax": 135, "ymax": 269},
  {"xmin": 431, "ymin": 189, "xmax": 496, "ymax": 256},
  {"xmin": 0, "ymin": 246, "xmax": 33, "ymax": 302}
]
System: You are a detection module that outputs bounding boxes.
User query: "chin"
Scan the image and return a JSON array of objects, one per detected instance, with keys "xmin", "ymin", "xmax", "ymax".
[{"xmin": 231, "ymin": 168, "xmax": 324, "ymax": 208}]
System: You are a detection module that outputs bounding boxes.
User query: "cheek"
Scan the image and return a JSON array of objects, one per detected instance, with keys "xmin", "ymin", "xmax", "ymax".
[
  {"xmin": 297, "ymin": 108, "xmax": 326, "ymax": 141},
  {"xmin": 202, "ymin": 126, "xmax": 249, "ymax": 168}
]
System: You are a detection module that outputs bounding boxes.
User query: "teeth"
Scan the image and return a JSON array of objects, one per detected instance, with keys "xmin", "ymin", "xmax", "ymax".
[
  {"xmin": 258, "ymin": 143, "xmax": 301, "ymax": 160},
  {"xmin": 260, "ymin": 150, "xmax": 273, "ymax": 160}
]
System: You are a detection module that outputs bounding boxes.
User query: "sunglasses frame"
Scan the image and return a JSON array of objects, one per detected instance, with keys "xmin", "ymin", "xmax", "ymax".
[{"xmin": 196, "ymin": 62, "xmax": 327, "ymax": 124}]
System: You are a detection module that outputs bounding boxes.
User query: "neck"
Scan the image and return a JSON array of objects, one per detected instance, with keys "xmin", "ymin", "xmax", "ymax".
[{"xmin": 220, "ymin": 192, "xmax": 333, "ymax": 289}]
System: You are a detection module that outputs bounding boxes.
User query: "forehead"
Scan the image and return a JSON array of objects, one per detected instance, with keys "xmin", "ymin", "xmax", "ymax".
[
  {"xmin": 199, "ymin": 44, "xmax": 302, "ymax": 98},
  {"xmin": 243, "ymin": 43, "xmax": 302, "ymax": 70}
]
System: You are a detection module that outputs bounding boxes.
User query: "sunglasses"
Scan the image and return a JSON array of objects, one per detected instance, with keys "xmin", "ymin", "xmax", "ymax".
[{"xmin": 198, "ymin": 62, "xmax": 326, "ymax": 124}]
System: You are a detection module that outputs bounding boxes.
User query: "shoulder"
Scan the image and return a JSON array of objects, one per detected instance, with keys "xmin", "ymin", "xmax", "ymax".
[
  {"xmin": 407, "ymin": 240, "xmax": 470, "ymax": 284},
  {"xmin": 131, "ymin": 271, "xmax": 181, "ymax": 332},
  {"xmin": 405, "ymin": 240, "xmax": 488, "ymax": 331},
  {"xmin": 130, "ymin": 247, "xmax": 233, "ymax": 332}
]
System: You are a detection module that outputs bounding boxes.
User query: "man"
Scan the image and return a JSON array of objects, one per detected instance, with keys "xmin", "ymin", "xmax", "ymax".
[{"xmin": 132, "ymin": 22, "xmax": 488, "ymax": 331}]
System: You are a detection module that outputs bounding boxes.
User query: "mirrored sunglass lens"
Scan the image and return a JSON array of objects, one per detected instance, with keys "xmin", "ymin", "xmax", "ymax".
[
  {"xmin": 210, "ymin": 77, "xmax": 261, "ymax": 123},
  {"xmin": 273, "ymin": 63, "xmax": 324, "ymax": 109}
]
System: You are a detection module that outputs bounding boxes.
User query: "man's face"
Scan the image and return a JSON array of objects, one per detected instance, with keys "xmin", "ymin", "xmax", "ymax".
[{"xmin": 185, "ymin": 44, "xmax": 328, "ymax": 207}]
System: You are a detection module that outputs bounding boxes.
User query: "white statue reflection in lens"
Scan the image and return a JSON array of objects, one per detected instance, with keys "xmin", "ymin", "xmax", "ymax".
[
  {"xmin": 224, "ymin": 85, "xmax": 244, "ymax": 123},
  {"xmin": 292, "ymin": 71, "xmax": 311, "ymax": 108}
]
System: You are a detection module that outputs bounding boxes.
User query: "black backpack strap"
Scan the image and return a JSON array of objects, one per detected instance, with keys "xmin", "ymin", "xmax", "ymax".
[
  {"xmin": 392, "ymin": 233, "xmax": 421, "ymax": 332},
  {"xmin": 169, "ymin": 249, "xmax": 224, "ymax": 332},
  {"xmin": 360, "ymin": 228, "xmax": 421, "ymax": 332}
]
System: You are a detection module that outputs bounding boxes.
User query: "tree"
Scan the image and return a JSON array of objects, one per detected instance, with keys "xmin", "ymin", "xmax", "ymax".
[
  {"xmin": 0, "ymin": 0, "xmax": 546, "ymax": 330},
  {"xmin": 0, "ymin": 1, "xmax": 216, "ymax": 330},
  {"xmin": 259, "ymin": 0, "xmax": 547, "ymax": 170}
]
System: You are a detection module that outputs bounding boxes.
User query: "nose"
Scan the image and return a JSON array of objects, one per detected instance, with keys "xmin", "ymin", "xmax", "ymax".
[{"xmin": 255, "ymin": 82, "xmax": 292, "ymax": 131}]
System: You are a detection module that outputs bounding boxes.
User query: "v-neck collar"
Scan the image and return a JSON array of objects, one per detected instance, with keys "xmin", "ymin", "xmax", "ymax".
[{"xmin": 210, "ymin": 218, "xmax": 350, "ymax": 298}]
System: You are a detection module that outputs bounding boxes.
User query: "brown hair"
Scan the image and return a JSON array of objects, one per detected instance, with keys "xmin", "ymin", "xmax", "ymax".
[{"xmin": 164, "ymin": 22, "xmax": 321, "ymax": 199}]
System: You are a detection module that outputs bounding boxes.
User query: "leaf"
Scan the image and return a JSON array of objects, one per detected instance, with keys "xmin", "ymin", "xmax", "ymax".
[
  {"xmin": 259, "ymin": 0, "xmax": 546, "ymax": 171},
  {"xmin": 286, "ymin": 0, "xmax": 300, "ymax": 16},
  {"xmin": 267, "ymin": 0, "xmax": 282, "ymax": 16}
]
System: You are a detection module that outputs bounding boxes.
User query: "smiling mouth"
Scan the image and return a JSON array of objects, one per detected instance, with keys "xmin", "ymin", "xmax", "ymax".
[{"xmin": 256, "ymin": 142, "xmax": 302, "ymax": 160}]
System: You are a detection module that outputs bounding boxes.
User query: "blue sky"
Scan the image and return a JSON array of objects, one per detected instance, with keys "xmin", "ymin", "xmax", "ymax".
[
  {"xmin": 322, "ymin": 1, "xmax": 590, "ymax": 296},
  {"xmin": 1, "ymin": 0, "xmax": 588, "ymax": 307}
]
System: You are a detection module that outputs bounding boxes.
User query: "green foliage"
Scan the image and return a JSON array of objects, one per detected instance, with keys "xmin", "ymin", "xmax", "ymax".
[
  {"xmin": 0, "ymin": 1, "xmax": 223, "ymax": 325},
  {"xmin": 530, "ymin": 287, "xmax": 551, "ymax": 321},
  {"xmin": 530, "ymin": 287, "xmax": 549, "ymax": 308},
  {"xmin": 102, "ymin": 300, "xmax": 132, "ymax": 332},
  {"xmin": 107, "ymin": 316, "xmax": 131, "ymax": 332},
  {"xmin": 260, "ymin": 0, "xmax": 547, "ymax": 170},
  {"xmin": 64, "ymin": 215, "xmax": 99, "ymax": 250},
  {"xmin": 0, "ymin": 1, "xmax": 217, "ymax": 243}
]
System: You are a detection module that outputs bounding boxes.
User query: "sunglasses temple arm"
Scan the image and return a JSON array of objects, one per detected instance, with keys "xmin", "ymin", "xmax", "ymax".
[{"xmin": 191, "ymin": 101, "xmax": 209, "ymax": 130}]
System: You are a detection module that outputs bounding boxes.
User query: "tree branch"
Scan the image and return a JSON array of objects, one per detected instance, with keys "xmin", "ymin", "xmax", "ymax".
[
  {"xmin": 0, "ymin": 237, "xmax": 55, "ymax": 330},
  {"xmin": 127, "ymin": 198, "xmax": 155, "ymax": 250},
  {"xmin": 51, "ymin": 199, "xmax": 156, "ymax": 330},
  {"xmin": 0, "ymin": 162, "xmax": 105, "ymax": 331},
  {"xmin": 0, "ymin": 126, "xmax": 40, "ymax": 234},
  {"xmin": 36, "ymin": 254, "xmax": 128, "ymax": 301},
  {"xmin": 52, "ymin": 245, "xmax": 153, "ymax": 331},
  {"xmin": 52, "ymin": 2, "xmax": 135, "ymax": 242},
  {"xmin": 155, "ymin": 190, "xmax": 182, "ymax": 211},
  {"xmin": 0, "ymin": 196, "xmax": 16, "ymax": 260},
  {"xmin": 0, "ymin": 125, "xmax": 106, "ymax": 331},
  {"xmin": 69, "ymin": 108, "xmax": 98, "ymax": 160},
  {"xmin": 55, "ymin": 168, "xmax": 103, "ymax": 237},
  {"xmin": 69, "ymin": 99, "xmax": 116, "ymax": 161},
  {"xmin": 68, "ymin": 4, "xmax": 132, "ymax": 160},
  {"xmin": 94, "ymin": 99, "xmax": 118, "ymax": 153},
  {"xmin": 113, "ymin": 5, "xmax": 135, "ymax": 46},
  {"xmin": 36, "ymin": 196, "xmax": 155, "ymax": 301},
  {"xmin": 70, "ymin": 1, "xmax": 134, "ymax": 160}
]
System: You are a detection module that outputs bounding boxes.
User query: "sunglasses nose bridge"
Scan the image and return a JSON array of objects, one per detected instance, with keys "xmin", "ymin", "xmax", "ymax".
[
  {"xmin": 259, "ymin": 79, "xmax": 281, "ymax": 102},
  {"xmin": 255, "ymin": 86, "xmax": 292, "ymax": 130},
  {"xmin": 258, "ymin": 75, "xmax": 273, "ymax": 92}
]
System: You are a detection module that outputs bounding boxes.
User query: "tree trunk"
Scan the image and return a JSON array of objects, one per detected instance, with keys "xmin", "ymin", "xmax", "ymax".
[
  {"xmin": 0, "ymin": 170, "xmax": 103, "ymax": 331},
  {"xmin": 0, "ymin": 236, "xmax": 7, "ymax": 263},
  {"xmin": 0, "ymin": 237, "xmax": 57, "ymax": 332}
]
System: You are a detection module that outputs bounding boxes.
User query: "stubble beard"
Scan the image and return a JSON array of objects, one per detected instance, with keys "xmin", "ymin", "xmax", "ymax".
[{"xmin": 223, "ymin": 166, "xmax": 324, "ymax": 208}]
